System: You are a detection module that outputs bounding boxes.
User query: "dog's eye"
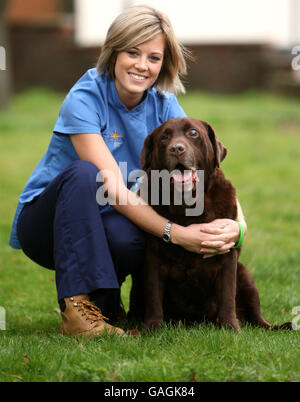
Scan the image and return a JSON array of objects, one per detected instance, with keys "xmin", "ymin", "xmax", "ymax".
[
  {"xmin": 188, "ymin": 129, "xmax": 198, "ymax": 137},
  {"xmin": 161, "ymin": 133, "xmax": 169, "ymax": 141}
]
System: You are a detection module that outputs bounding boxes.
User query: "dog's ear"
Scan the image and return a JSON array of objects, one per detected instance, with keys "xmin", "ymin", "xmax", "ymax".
[
  {"xmin": 140, "ymin": 131, "xmax": 154, "ymax": 171},
  {"xmin": 201, "ymin": 121, "xmax": 227, "ymax": 168}
]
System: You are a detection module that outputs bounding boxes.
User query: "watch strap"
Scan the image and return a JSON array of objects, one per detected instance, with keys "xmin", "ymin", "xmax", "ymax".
[{"xmin": 162, "ymin": 221, "xmax": 173, "ymax": 243}]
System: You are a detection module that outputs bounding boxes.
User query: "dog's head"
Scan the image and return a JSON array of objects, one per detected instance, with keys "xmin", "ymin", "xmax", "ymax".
[{"xmin": 141, "ymin": 117, "xmax": 227, "ymax": 192}]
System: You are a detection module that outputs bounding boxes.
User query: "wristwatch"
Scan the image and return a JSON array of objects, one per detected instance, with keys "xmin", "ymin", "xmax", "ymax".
[{"xmin": 162, "ymin": 221, "xmax": 173, "ymax": 243}]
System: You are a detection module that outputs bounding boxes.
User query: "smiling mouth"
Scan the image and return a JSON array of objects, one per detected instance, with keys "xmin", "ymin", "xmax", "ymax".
[
  {"xmin": 171, "ymin": 163, "xmax": 199, "ymax": 184},
  {"xmin": 128, "ymin": 73, "xmax": 148, "ymax": 81}
]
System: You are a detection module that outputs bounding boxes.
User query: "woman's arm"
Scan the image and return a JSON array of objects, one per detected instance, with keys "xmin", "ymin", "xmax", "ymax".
[
  {"xmin": 236, "ymin": 198, "xmax": 247, "ymax": 234},
  {"xmin": 71, "ymin": 133, "xmax": 165, "ymax": 236},
  {"xmin": 70, "ymin": 133, "xmax": 226, "ymax": 254}
]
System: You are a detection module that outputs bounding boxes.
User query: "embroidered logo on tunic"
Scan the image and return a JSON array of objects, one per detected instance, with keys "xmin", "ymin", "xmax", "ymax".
[{"xmin": 110, "ymin": 127, "xmax": 124, "ymax": 148}]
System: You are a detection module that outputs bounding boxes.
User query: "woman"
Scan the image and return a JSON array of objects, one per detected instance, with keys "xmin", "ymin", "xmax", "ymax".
[{"xmin": 9, "ymin": 5, "xmax": 246, "ymax": 336}]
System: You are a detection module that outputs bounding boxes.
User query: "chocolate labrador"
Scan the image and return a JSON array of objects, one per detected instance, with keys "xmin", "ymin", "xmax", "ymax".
[{"xmin": 129, "ymin": 117, "xmax": 291, "ymax": 331}]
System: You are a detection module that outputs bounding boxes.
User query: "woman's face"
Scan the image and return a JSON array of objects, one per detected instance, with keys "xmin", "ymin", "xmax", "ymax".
[{"xmin": 114, "ymin": 33, "xmax": 165, "ymax": 109}]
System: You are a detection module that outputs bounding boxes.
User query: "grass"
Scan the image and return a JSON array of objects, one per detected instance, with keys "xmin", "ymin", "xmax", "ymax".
[{"xmin": 1, "ymin": 87, "xmax": 300, "ymax": 382}]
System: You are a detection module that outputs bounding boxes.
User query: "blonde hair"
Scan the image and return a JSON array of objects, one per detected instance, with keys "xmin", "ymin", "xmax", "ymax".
[{"xmin": 96, "ymin": 5, "xmax": 189, "ymax": 94}]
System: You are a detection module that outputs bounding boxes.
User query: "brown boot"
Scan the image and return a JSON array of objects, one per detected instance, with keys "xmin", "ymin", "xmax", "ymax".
[{"xmin": 60, "ymin": 294, "xmax": 125, "ymax": 337}]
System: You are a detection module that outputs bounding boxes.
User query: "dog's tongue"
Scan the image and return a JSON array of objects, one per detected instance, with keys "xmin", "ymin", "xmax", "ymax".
[{"xmin": 172, "ymin": 170, "xmax": 194, "ymax": 183}]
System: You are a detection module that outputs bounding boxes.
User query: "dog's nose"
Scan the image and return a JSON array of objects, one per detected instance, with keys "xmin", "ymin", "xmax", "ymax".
[{"xmin": 169, "ymin": 142, "xmax": 186, "ymax": 156}]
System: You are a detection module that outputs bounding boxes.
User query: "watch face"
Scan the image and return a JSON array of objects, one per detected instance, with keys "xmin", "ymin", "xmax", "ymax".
[{"xmin": 162, "ymin": 233, "xmax": 170, "ymax": 242}]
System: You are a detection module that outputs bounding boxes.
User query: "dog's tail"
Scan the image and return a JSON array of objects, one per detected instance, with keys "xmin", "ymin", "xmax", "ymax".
[{"xmin": 270, "ymin": 322, "xmax": 293, "ymax": 330}]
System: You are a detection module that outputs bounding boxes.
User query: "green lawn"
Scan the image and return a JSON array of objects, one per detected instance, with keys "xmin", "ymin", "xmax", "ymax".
[{"xmin": 1, "ymin": 88, "xmax": 300, "ymax": 382}]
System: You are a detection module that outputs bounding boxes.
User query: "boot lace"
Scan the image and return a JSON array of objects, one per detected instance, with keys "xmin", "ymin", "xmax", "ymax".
[{"xmin": 75, "ymin": 299, "xmax": 109, "ymax": 324}]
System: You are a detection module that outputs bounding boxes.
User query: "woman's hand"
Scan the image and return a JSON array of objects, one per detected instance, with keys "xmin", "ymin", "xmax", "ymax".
[
  {"xmin": 199, "ymin": 219, "xmax": 242, "ymax": 258},
  {"xmin": 171, "ymin": 219, "xmax": 243, "ymax": 257}
]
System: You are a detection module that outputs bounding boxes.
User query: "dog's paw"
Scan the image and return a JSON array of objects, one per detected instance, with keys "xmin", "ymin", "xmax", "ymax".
[
  {"xmin": 217, "ymin": 316, "xmax": 241, "ymax": 331},
  {"xmin": 144, "ymin": 319, "xmax": 162, "ymax": 331}
]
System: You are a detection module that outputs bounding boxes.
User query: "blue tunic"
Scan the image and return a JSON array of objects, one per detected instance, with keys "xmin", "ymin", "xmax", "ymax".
[{"xmin": 9, "ymin": 68, "xmax": 186, "ymax": 248}]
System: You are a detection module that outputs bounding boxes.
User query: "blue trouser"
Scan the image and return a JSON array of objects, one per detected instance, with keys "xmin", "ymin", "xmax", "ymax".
[{"xmin": 17, "ymin": 160, "xmax": 146, "ymax": 320}]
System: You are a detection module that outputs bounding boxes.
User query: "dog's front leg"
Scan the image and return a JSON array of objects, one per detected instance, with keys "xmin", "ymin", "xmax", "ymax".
[
  {"xmin": 144, "ymin": 249, "xmax": 165, "ymax": 330},
  {"xmin": 216, "ymin": 251, "xmax": 240, "ymax": 331}
]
